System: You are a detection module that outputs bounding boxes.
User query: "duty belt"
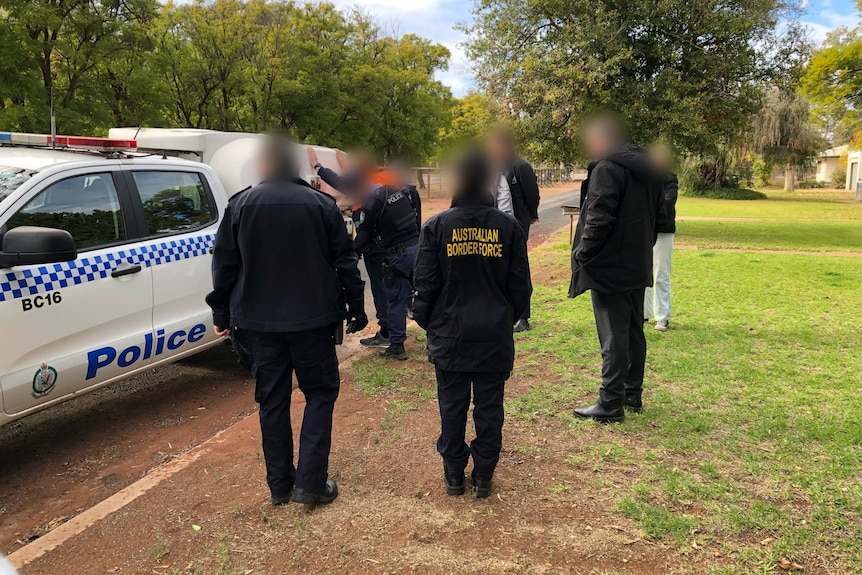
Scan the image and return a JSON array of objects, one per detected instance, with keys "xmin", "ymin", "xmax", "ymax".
[{"xmin": 388, "ymin": 238, "xmax": 418, "ymax": 253}]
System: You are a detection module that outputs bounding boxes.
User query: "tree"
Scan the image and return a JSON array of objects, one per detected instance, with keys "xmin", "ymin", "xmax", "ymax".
[
  {"xmin": 801, "ymin": 16, "xmax": 862, "ymax": 146},
  {"xmin": 464, "ymin": 0, "xmax": 806, "ymax": 167},
  {"xmin": 752, "ymin": 88, "xmax": 822, "ymax": 191},
  {"xmin": 0, "ymin": 0, "xmax": 161, "ymax": 134},
  {"xmin": 439, "ymin": 92, "xmax": 498, "ymax": 149}
]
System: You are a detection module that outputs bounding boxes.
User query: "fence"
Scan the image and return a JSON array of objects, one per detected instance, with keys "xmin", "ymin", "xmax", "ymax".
[{"xmin": 412, "ymin": 166, "xmax": 584, "ymax": 198}]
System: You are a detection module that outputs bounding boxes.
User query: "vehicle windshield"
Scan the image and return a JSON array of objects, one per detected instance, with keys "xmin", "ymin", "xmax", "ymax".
[{"xmin": 0, "ymin": 165, "xmax": 33, "ymax": 202}]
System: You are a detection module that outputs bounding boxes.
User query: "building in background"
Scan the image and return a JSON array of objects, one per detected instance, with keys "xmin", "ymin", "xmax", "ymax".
[{"xmin": 815, "ymin": 145, "xmax": 847, "ymax": 184}]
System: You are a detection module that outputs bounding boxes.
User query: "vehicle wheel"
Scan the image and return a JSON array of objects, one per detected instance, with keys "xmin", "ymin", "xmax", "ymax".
[{"xmin": 230, "ymin": 327, "xmax": 255, "ymax": 373}]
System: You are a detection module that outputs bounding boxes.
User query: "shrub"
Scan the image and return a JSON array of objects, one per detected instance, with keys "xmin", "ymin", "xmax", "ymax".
[
  {"xmin": 752, "ymin": 159, "xmax": 772, "ymax": 186},
  {"xmin": 677, "ymin": 165, "xmax": 706, "ymax": 194},
  {"xmin": 683, "ymin": 187, "xmax": 767, "ymax": 200},
  {"xmin": 796, "ymin": 180, "xmax": 829, "ymax": 189},
  {"xmin": 832, "ymin": 167, "xmax": 847, "ymax": 189}
]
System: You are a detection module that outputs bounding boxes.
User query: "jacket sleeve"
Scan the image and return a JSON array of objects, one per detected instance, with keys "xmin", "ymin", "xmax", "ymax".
[
  {"xmin": 327, "ymin": 203, "xmax": 365, "ymax": 315},
  {"xmin": 353, "ymin": 193, "xmax": 383, "ymax": 254},
  {"xmin": 205, "ymin": 206, "xmax": 240, "ymax": 328},
  {"xmin": 412, "ymin": 221, "xmax": 442, "ymax": 330},
  {"xmin": 507, "ymin": 222, "xmax": 533, "ymax": 322},
  {"xmin": 516, "ymin": 160, "xmax": 540, "ymax": 219},
  {"xmin": 318, "ymin": 166, "xmax": 361, "ymax": 196},
  {"xmin": 574, "ymin": 162, "xmax": 622, "ymax": 264},
  {"xmin": 665, "ymin": 174, "xmax": 679, "ymax": 207}
]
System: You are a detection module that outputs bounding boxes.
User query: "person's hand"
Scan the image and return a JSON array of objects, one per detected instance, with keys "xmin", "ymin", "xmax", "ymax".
[
  {"xmin": 214, "ymin": 325, "xmax": 231, "ymax": 337},
  {"xmin": 335, "ymin": 149, "xmax": 346, "ymax": 169},
  {"xmin": 345, "ymin": 312, "xmax": 368, "ymax": 334},
  {"xmin": 307, "ymin": 147, "xmax": 320, "ymax": 170},
  {"xmin": 531, "ymin": 218, "xmax": 539, "ymax": 224}
]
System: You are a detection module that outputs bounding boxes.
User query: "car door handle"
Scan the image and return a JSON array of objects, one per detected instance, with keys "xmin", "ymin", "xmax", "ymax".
[{"xmin": 111, "ymin": 264, "xmax": 142, "ymax": 278}]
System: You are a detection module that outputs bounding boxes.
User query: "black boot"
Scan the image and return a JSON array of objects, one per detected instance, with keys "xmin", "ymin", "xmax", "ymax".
[
  {"xmin": 379, "ymin": 343, "xmax": 408, "ymax": 360},
  {"xmin": 444, "ymin": 464, "xmax": 465, "ymax": 496},
  {"xmin": 623, "ymin": 393, "xmax": 643, "ymax": 413},
  {"xmin": 573, "ymin": 401, "xmax": 625, "ymax": 423},
  {"xmin": 471, "ymin": 471, "xmax": 492, "ymax": 499},
  {"xmin": 291, "ymin": 479, "xmax": 338, "ymax": 505}
]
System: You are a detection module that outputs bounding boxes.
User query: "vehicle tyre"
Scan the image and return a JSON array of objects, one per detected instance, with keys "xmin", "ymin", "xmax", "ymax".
[{"xmin": 231, "ymin": 327, "xmax": 255, "ymax": 373}]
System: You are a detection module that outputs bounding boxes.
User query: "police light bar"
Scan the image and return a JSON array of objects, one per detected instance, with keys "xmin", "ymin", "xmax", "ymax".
[{"xmin": 0, "ymin": 132, "xmax": 137, "ymax": 152}]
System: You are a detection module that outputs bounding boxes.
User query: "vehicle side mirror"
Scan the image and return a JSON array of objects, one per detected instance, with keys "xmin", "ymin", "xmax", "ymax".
[{"xmin": 0, "ymin": 226, "xmax": 77, "ymax": 268}]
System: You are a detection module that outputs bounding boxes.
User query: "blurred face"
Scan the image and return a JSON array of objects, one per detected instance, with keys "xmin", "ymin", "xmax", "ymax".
[
  {"xmin": 489, "ymin": 134, "xmax": 513, "ymax": 164},
  {"xmin": 649, "ymin": 144, "xmax": 674, "ymax": 173},
  {"xmin": 584, "ymin": 127, "xmax": 615, "ymax": 161}
]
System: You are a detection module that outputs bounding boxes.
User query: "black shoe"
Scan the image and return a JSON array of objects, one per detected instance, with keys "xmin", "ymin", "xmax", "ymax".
[
  {"xmin": 514, "ymin": 319, "xmax": 531, "ymax": 333},
  {"xmin": 291, "ymin": 479, "xmax": 338, "ymax": 505},
  {"xmin": 471, "ymin": 472, "xmax": 492, "ymax": 499},
  {"xmin": 573, "ymin": 401, "xmax": 625, "ymax": 423},
  {"xmin": 623, "ymin": 394, "xmax": 643, "ymax": 413},
  {"xmin": 360, "ymin": 332, "xmax": 390, "ymax": 348},
  {"xmin": 271, "ymin": 488, "xmax": 294, "ymax": 506},
  {"xmin": 379, "ymin": 343, "xmax": 408, "ymax": 360},
  {"xmin": 444, "ymin": 465, "xmax": 465, "ymax": 496}
]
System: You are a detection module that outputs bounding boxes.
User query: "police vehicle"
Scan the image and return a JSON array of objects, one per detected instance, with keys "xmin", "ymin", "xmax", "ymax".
[{"xmin": 0, "ymin": 130, "xmax": 344, "ymax": 427}]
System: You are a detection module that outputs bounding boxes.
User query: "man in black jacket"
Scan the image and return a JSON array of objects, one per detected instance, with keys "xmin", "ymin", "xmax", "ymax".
[
  {"xmin": 489, "ymin": 128, "xmax": 540, "ymax": 332},
  {"xmin": 207, "ymin": 137, "xmax": 367, "ymax": 506},
  {"xmin": 643, "ymin": 144, "xmax": 678, "ymax": 332},
  {"xmin": 413, "ymin": 149, "xmax": 532, "ymax": 498},
  {"xmin": 569, "ymin": 115, "xmax": 663, "ymax": 422}
]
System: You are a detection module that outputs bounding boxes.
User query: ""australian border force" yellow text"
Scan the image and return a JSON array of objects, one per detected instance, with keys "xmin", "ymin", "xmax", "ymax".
[{"xmin": 446, "ymin": 227, "xmax": 503, "ymax": 258}]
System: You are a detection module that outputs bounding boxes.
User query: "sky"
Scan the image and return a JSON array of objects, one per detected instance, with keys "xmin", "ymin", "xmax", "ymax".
[{"xmin": 329, "ymin": 0, "xmax": 861, "ymax": 98}]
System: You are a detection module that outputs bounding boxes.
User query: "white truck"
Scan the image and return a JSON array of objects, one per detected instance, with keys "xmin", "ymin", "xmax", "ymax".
[{"xmin": 0, "ymin": 129, "xmax": 345, "ymax": 426}]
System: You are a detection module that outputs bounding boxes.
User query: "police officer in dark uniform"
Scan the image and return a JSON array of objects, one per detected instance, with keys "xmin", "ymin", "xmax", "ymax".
[
  {"xmin": 413, "ymin": 149, "xmax": 532, "ymax": 498},
  {"xmin": 308, "ymin": 148, "xmax": 393, "ymax": 350},
  {"xmin": 354, "ymin": 173, "xmax": 420, "ymax": 360},
  {"xmin": 207, "ymin": 137, "xmax": 367, "ymax": 506}
]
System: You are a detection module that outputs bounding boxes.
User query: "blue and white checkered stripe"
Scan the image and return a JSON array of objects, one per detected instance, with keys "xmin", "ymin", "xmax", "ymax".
[{"xmin": 0, "ymin": 233, "xmax": 215, "ymax": 302}]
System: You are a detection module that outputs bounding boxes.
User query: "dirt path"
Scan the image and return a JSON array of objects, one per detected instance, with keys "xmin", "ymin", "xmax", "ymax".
[{"xmin": 674, "ymin": 244, "xmax": 862, "ymax": 256}]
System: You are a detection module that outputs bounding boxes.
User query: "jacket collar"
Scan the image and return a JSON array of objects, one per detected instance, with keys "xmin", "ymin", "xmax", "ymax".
[
  {"xmin": 260, "ymin": 175, "xmax": 315, "ymax": 189},
  {"xmin": 451, "ymin": 192, "xmax": 496, "ymax": 209}
]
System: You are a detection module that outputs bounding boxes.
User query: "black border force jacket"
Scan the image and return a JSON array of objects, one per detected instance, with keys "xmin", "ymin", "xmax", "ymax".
[
  {"xmin": 413, "ymin": 194, "xmax": 532, "ymax": 372},
  {"xmin": 206, "ymin": 176, "xmax": 364, "ymax": 332}
]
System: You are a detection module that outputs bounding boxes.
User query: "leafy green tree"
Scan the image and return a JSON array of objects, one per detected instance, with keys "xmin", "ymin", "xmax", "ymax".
[
  {"xmin": 801, "ymin": 15, "xmax": 862, "ymax": 147},
  {"xmin": 439, "ymin": 93, "xmax": 498, "ymax": 149},
  {"xmin": 464, "ymin": 0, "xmax": 805, "ymax": 167},
  {"xmin": 0, "ymin": 0, "xmax": 161, "ymax": 133},
  {"xmin": 752, "ymin": 88, "xmax": 823, "ymax": 191}
]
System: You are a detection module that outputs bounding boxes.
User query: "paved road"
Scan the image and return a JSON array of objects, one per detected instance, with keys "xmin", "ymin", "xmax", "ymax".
[{"xmin": 529, "ymin": 188, "xmax": 581, "ymax": 246}]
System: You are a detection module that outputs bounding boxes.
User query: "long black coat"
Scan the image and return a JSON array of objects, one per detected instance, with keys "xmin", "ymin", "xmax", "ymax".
[
  {"xmin": 569, "ymin": 144, "xmax": 663, "ymax": 297},
  {"xmin": 505, "ymin": 157, "xmax": 541, "ymax": 235},
  {"xmin": 207, "ymin": 176, "xmax": 365, "ymax": 332},
  {"xmin": 656, "ymin": 173, "xmax": 679, "ymax": 234},
  {"xmin": 413, "ymin": 194, "xmax": 532, "ymax": 372}
]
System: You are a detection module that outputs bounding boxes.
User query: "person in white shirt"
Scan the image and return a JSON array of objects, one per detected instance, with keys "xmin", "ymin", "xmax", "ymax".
[
  {"xmin": 644, "ymin": 144, "xmax": 678, "ymax": 332},
  {"xmin": 489, "ymin": 128, "xmax": 540, "ymax": 332}
]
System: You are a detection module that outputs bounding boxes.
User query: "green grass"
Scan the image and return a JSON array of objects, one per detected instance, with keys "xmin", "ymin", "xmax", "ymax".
[
  {"xmin": 677, "ymin": 189, "xmax": 861, "ymax": 220},
  {"xmin": 521, "ymin": 232, "xmax": 862, "ymax": 573},
  {"xmin": 675, "ymin": 219, "xmax": 862, "ymax": 252}
]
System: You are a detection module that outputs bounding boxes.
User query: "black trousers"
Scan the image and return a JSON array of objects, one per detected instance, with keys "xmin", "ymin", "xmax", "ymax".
[
  {"xmin": 590, "ymin": 288, "xmax": 647, "ymax": 405},
  {"xmin": 435, "ymin": 367, "xmax": 509, "ymax": 476},
  {"xmin": 249, "ymin": 327, "xmax": 340, "ymax": 498},
  {"xmin": 363, "ymin": 244, "xmax": 388, "ymax": 336}
]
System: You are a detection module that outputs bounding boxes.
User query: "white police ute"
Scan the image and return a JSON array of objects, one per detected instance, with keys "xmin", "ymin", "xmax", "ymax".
[{"xmin": 0, "ymin": 130, "xmax": 346, "ymax": 426}]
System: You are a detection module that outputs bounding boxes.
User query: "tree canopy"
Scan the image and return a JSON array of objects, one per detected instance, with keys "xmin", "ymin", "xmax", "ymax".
[
  {"xmin": 0, "ymin": 0, "xmax": 453, "ymax": 162},
  {"xmin": 800, "ymin": 8, "xmax": 862, "ymax": 147},
  {"xmin": 465, "ymin": 0, "xmax": 809, "ymax": 164}
]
